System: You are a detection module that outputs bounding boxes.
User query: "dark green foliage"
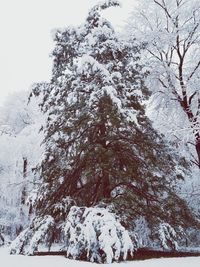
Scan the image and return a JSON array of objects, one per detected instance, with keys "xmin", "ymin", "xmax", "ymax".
[{"xmin": 31, "ymin": 0, "xmax": 196, "ymax": 235}]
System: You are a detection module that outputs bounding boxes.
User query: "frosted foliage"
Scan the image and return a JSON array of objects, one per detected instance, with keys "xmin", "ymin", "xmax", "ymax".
[
  {"xmin": 88, "ymin": 0, "xmax": 121, "ymax": 16},
  {"xmin": 158, "ymin": 223, "xmax": 178, "ymax": 250},
  {"xmin": 9, "ymin": 228, "xmax": 29, "ymax": 254},
  {"xmin": 127, "ymin": 0, "xmax": 200, "ymax": 216},
  {"xmin": 48, "ymin": 0, "xmax": 141, "ymax": 133},
  {"xmin": 133, "ymin": 217, "xmax": 152, "ymax": 248},
  {"xmin": 178, "ymin": 168, "xmax": 200, "ymax": 218},
  {"xmin": 9, "ymin": 216, "xmax": 55, "ymax": 255},
  {"xmin": 0, "ymin": 91, "xmax": 45, "ymax": 239},
  {"xmin": 147, "ymin": 99, "xmax": 191, "ymax": 150},
  {"xmin": 64, "ymin": 206, "xmax": 134, "ymax": 263},
  {"xmin": 76, "ymin": 55, "xmax": 139, "ymax": 125},
  {"xmin": 127, "ymin": 0, "xmax": 200, "ymax": 166}
]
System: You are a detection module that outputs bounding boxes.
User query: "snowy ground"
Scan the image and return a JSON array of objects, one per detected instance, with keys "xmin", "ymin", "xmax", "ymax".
[{"xmin": 0, "ymin": 247, "xmax": 200, "ymax": 267}]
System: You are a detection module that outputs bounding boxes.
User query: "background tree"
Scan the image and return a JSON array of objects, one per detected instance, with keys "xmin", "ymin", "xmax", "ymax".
[
  {"xmin": 0, "ymin": 91, "xmax": 44, "ymax": 240},
  {"xmin": 127, "ymin": 0, "xmax": 200, "ymax": 168}
]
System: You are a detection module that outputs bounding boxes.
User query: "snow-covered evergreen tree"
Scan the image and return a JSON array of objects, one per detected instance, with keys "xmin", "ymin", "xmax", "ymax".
[
  {"xmin": 33, "ymin": 0, "xmax": 187, "ymax": 217},
  {"xmin": 10, "ymin": 0, "xmax": 198, "ymax": 262}
]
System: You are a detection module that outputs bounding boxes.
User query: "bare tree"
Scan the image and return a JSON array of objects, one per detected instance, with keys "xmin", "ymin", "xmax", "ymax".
[{"xmin": 128, "ymin": 0, "xmax": 200, "ymax": 168}]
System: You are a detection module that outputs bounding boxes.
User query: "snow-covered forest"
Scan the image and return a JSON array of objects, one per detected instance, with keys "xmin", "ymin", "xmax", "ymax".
[{"xmin": 0, "ymin": 0, "xmax": 200, "ymax": 265}]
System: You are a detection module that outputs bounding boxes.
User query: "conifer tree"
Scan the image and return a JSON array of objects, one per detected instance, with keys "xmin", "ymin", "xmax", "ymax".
[
  {"xmin": 11, "ymin": 0, "xmax": 198, "ymax": 259},
  {"xmin": 32, "ymin": 0, "xmax": 193, "ymax": 227}
]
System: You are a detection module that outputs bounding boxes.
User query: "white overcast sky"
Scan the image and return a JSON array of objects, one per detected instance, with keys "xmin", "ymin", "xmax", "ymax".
[{"xmin": 0, "ymin": 0, "xmax": 136, "ymax": 106}]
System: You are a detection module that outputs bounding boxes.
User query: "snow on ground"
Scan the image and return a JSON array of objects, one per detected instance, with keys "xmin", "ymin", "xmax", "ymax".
[{"xmin": 0, "ymin": 247, "xmax": 200, "ymax": 267}]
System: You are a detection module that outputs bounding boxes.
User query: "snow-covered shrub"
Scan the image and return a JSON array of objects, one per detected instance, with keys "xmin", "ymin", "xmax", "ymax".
[
  {"xmin": 49, "ymin": 196, "xmax": 76, "ymax": 222},
  {"xmin": 158, "ymin": 223, "xmax": 179, "ymax": 250},
  {"xmin": 0, "ymin": 186, "xmax": 30, "ymax": 241},
  {"xmin": 184, "ymin": 227, "xmax": 200, "ymax": 248},
  {"xmin": 64, "ymin": 206, "xmax": 134, "ymax": 263},
  {"xmin": 10, "ymin": 206, "xmax": 135, "ymax": 263},
  {"xmin": 10, "ymin": 215, "xmax": 55, "ymax": 255},
  {"xmin": 132, "ymin": 216, "xmax": 152, "ymax": 248}
]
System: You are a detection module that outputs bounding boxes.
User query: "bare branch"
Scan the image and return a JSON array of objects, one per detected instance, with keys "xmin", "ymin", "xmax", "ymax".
[
  {"xmin": 158, "ymin": 78, "xmax": 168, "ymax": 88},
  {"xmin": 189, "ymin": 91, "xmax": 197, "ymax": 105},
  {"xmin": 187, "ymin": 60, "xmax": 200, "ymax": 81},
  {"xmin": 154, "ymin": 0, "xmax": 172, "ymax": 21}
]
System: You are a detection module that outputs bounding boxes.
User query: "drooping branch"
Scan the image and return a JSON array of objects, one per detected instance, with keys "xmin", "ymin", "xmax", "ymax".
[{"xmin": 110, "ymin": 182, "xmax": 159, "ymax": 202}]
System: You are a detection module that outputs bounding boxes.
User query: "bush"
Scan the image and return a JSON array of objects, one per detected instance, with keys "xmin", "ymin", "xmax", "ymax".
[
  {"xmin": 9, "ymin": 206, "xmax": 135, "ymax": 263},
  {"xmin": 10, "ymin": 215, "xmax": 55, "ymax": 255},
  {"xmin": 64, "ymin": 206, "xmax": 135, "ymax": 263}
]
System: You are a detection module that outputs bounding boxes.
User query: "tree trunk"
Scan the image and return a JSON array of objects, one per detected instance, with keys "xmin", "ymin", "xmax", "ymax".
[
  {"xmin": 102, "ymin": 170, "xmax": 110, "ymax": 199},
  {"xmin": 21, "ymin": 157, "xmax": 27, "ymax": 205},
  {"xmin": 181, "ymin": 99, "xmax": 200, "ymax": 168},
  {"xmin": 195, "ymin": 140, "xmax": 200, "ymax": 168},
  {"xmin": 98, "ymin": 103, "xmax": 111, "ymax": 198}
]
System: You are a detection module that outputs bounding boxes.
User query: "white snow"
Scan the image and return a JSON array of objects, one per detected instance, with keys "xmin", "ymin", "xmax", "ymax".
[
  {"xmin": 158, "ymin": 223, "xmax": 178, "ymax": 250},
  {"xmin": 64, "ymin": 206, "xmax": 134, "ymax": 263},
  {"xmin": 1, "ymin": 247, "xmax": 200, "ymax": 267}
]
